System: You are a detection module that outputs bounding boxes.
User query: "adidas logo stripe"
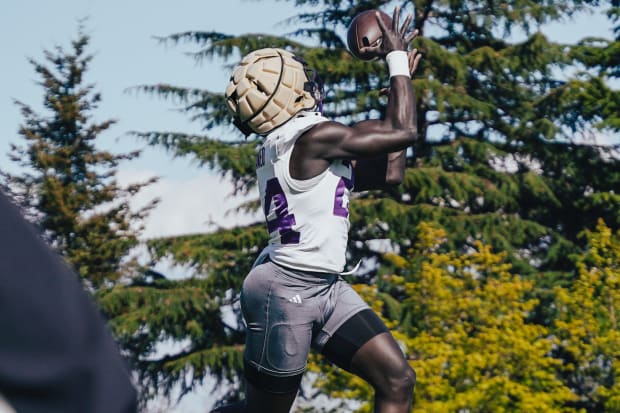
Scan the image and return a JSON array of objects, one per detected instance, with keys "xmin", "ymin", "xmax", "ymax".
[{"xmin": 288, "ymin": 294, "xmax": 302, "ymax": 304}]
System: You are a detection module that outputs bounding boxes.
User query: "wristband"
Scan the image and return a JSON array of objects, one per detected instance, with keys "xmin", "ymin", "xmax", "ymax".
[{"xmin": 386, "ymin": 50, "xmax": 410, "ymax": 78}]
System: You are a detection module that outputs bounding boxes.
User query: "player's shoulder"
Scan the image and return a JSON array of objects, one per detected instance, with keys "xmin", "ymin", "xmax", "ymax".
[{"xmin": 298, "ymin": 119, "xmax": 351, "ymax": 146}]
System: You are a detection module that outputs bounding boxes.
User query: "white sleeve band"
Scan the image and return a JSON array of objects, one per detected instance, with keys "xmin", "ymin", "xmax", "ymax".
[{"xmin": 386, "ymin": 50, "xmax": 410, "ymax": 78}]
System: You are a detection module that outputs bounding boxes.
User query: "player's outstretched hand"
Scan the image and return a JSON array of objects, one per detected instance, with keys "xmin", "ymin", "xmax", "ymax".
[{"xmin": 359, "ymin": 5, "xmax": 418, "ymax": 59}]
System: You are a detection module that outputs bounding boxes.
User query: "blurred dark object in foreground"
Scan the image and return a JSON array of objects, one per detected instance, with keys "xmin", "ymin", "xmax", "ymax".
[{"xmin": 0, "ymin": 191, "xmax": 137, "ymax": 413}]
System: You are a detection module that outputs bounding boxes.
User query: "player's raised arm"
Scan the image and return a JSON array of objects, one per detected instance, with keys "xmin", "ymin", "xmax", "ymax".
[{"xmin": 353, "ymin": 48, "xmax": 422, "ymax": 190}]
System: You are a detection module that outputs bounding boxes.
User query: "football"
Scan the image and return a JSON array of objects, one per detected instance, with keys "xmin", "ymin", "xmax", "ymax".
[{"xmin": 346, "ymin": 9, "xmax": 392, "ymax": 61}]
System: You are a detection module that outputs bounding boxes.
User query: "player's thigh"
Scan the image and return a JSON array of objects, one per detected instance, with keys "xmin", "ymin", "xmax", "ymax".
[{"xmin": 320, "ymin": 307, "xmax": 389, "ymax": 372}]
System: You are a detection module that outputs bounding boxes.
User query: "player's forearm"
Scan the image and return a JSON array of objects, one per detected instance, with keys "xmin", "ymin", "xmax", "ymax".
[
  {"xmin": 383, "ymin": 71, "xmax": 416, "ymax": 184},
  {"xmin": 386, "ymin": 75, "xmax": 417, "ymax": 133}
]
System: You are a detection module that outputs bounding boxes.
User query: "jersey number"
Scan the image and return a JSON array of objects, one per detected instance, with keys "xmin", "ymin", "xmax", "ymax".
[
  {"xmin": 264, "ymin": 178, "xmax": 300, "ymax": 244},
  {"xmin": 264, "ymin": 174, "xmax": 354, "ymax": 244}
]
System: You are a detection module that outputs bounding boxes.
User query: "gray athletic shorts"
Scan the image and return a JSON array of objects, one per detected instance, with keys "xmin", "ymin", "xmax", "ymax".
[{"xmin": 240, "ymin": 259, "xmax": 370, "ymax": 378}]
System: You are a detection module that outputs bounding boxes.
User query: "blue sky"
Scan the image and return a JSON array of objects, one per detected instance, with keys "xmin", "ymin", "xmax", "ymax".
[{"xmin": 1, "ymin": 1, "xmax": 616, "ymax": 411}]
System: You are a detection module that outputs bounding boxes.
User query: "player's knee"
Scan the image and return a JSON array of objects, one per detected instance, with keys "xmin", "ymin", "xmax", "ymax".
[
  {"xmin": 397, "ymin": 364, "xmax": 416, "ymax": 397},
  {"xmin": 378, "ymin": 364, "xmax": 416, "ymax": 402}
]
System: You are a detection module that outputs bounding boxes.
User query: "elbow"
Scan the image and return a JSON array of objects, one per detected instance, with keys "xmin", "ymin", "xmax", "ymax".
[
  {"xmin": 390, "ymin": 125, "xmax": 417, "ymax": 147},
  {"xmin": 403, "ymin": 126, "xmax": 418, "ymax": 144}
]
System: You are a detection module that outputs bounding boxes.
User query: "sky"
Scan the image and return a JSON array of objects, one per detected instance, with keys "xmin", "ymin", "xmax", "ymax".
[{"xmin": 1, "ymin": 1, "xmax": 617, "ymax": 412}]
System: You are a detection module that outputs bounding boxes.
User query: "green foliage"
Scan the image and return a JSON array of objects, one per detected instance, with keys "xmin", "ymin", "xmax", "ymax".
[
  {"xmin": 99, "ymin": 224, "xmax": 267, "ymax": 404},
  {"xmin": 146, "ymin": 224, "xmax": 266, "ymax": 292},
  {"xmin": 1, "ymin": 27, "xmax": 156, "ymax": 289},
  {"xmin": 99, "ymin": 276, "xmax": 245, "ymax": 401},
  {"xmin": 129, "ymin": 131, "xmax": 259, "ymax": 194}
]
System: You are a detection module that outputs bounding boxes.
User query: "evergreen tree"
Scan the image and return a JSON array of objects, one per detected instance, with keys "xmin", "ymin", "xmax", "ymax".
[
  {"xmin": 0, "ymin": 26, "xmax": 156, "ymax": 289},
  {"xmin": 103, "ymin": 0, "xmax": 620, "ymax": 408}
]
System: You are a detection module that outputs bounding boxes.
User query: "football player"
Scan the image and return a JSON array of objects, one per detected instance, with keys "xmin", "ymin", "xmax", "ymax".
[{"xmin": 213, "ymin": 6, "xmax": 422, "ymax": 413}]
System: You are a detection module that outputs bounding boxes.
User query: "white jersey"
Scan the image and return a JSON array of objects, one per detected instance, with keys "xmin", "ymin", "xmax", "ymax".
[{"xmin": 255, "ymin": 111, "xmax": 354, "ymax": 273}]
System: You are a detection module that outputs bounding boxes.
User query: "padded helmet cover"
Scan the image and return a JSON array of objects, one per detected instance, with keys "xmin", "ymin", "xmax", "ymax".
[{"xmin": 225, "ymin": 48, "xmax": 318, "ymax": 135}]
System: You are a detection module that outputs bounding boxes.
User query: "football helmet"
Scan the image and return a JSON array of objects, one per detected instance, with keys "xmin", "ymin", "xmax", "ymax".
[{"xmin": 225, "ymin": 48, "xmax": 323, "ymax": 136}]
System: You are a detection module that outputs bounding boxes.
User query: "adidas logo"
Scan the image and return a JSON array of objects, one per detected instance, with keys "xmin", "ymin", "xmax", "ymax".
[{"xmin": 288, "ymin": 294, "xmax": 302, "ymax": 304}]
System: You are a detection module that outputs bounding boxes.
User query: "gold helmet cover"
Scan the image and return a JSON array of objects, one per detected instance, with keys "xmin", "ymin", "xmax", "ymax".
[{"xmin": 225, "ymin": 48, "xmax": 320, "ymax": 135}]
